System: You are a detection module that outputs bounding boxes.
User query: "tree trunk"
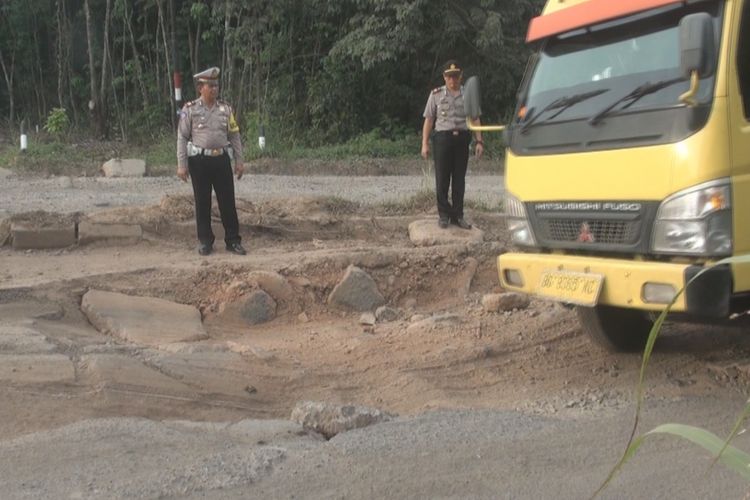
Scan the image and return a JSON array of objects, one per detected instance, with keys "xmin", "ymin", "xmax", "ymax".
[
  {"xmin": 156, "ymin": 0, "xmax": 174, "ymax": 129},
  {"xmin": 83, "ymin": 0, "xmax": 104, "ymax": 137},
  {"xmin": 56, "ymin": 0, "xmax": 65, "ymax": 108},
  {"xmin": 32, "ymin": 20, "xmax": 47, "ymax": 124},
  {"xmin": 222, "ymin": 2, "xmax": 231, "ymax": 96},
  {"xmin": 0, "ymin": 47, "xmax": 15, "ymax": 124},
  {"xmin": 122, "ymin": 0, "xmax": 149, "ymax": 107},
  {"xmin": 98, "ymin": 0, "xmax": 113, "ymax": 137}
]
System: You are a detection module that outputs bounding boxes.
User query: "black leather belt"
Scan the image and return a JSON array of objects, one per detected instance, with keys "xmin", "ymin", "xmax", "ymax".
[{"xmin": 436, "ymin": 129, "xmax": 468, "ymax": 136}]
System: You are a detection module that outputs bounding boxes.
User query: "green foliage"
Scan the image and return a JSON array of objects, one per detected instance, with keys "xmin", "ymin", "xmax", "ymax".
[
  {"xmin": 43, "ymin": 108, "xmax": 70, "ymax": 137},
  {"xmin": 0, "ymin": 0, "xmax": 546, "ymax": 143}
]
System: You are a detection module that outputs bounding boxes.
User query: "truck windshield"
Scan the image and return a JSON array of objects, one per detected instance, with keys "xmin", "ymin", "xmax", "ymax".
[{"xmin": 520, "ymin": 1, "xmax": 723, "ymax": 130}]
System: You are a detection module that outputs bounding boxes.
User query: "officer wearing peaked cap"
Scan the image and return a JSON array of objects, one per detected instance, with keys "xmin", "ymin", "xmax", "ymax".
[
  {"xmin": 421, "ymin": 60, "xmax": 483, "ymax": 230},
  {"xmin": 177, "ymin": 66, "xmax": 246, "ymax": 256}
]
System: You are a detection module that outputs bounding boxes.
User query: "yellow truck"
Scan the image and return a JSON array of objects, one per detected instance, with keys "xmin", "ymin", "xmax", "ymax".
[{"xmin": 474, "ymin": 0, "xmax": 750, "ymax": 351}]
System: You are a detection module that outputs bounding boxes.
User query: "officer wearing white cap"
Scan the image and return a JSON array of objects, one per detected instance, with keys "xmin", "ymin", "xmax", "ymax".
[
  {"xmin": 177, "ymin": 66, "xmax": 246, "ymax": 256},
  {"xmin": 421, "ymin": 60, "xmax": 483, "ymax": 229}
]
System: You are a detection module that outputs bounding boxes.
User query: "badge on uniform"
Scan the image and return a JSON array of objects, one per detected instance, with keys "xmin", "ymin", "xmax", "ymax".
[
  {"xmin": 220, "ymin": 105, "xmax": 225, "ymax": 113},
  {"xmin": 228, "ymin": 113, "xmax": 240, "ymax": 133}
]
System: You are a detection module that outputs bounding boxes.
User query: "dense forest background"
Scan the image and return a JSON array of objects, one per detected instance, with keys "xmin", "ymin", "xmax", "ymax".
[{"xmin": 0, "ymin": 0, "xmax": 544, "ymax": 149}]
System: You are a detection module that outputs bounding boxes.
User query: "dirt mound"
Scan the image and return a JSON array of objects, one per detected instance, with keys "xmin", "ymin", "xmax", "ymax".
[
  {"xmin": 11, "ymin": 211, "xmax": 79, "ymax": 227},
  {"xmin": 3, "ymin": 194, "xmax": 750, "ymax": 446}
]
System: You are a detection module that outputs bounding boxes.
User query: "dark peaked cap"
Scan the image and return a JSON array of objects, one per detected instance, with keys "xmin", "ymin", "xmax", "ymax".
[{"xmin": 442, "ymin": 60, "xmax": 462, "ymax": 74}]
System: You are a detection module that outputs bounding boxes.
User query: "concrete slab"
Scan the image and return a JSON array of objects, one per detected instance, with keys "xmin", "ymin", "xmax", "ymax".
[
  {"xmin": 0, "ymin": 300, "xmax": 64, "ymax": 321},
  {"xmin": 0, "ymin": 212, "xmax": 10, "ymax": 246},
  {"xmin": 102, "ymin": 158, "xmax": 146, "ymax": 178},
  {"xmin": 0, "ymin": 354, "xmax": 75, "ymax": 383},
  {"xmin": 81, "ymin": 289, "xmax": 208, "ymax": 347},
  {"xmin": 78, "ymin": 354, "xmax": 196, "ymax": 395},
  {"xmin": 0, "ymin": 325, "xmax": 58, "ymax": 354},
  {"xmin": 408, "ymin": 219, "xmax": 484, "ymax": 247},
  {"xmin": 145, "ymin": 350, "xmax": 254, "ymax": 398},
  {"xmin": 78, "ymin": 222, "xmax": 142, "ymax": 245},
  {"xmin": 10, "ymin": 222, "xmax": 77, "ymax": 249}
]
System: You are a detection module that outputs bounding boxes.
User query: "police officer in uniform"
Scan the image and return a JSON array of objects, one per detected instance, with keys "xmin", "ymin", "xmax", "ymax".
[
  {"xmin": 177, "ymin": 67, "xmax": 246, "ymax": 256},
  {"xmin": 421, "ymin": 60, "xmax": 483, "ymax": 229}
]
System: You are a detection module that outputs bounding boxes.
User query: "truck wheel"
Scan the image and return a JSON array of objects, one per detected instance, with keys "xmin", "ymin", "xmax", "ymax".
[{"xmin": 576, "ymin": 305, "xmax": 653, "ymax": 352}]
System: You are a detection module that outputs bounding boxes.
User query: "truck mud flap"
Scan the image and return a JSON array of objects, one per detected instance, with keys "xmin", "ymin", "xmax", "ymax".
[{"xmin": 684, "ymin": 264, "xmax": 731, "ymax": 318}]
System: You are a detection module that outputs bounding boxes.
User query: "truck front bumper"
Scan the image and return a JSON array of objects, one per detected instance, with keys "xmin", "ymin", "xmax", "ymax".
[{"xmin": 498, "ymin": 253, "xmax": 731, "ymax": 318}]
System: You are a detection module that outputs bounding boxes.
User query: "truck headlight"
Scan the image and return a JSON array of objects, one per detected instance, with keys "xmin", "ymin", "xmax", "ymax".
[
  {"xmin": 652, "ymin": 179, "xmax": 732, "ymax": 256},
  {"xmin": 505, "ymin": 193, "xmax": 537, "ymax": 246}
]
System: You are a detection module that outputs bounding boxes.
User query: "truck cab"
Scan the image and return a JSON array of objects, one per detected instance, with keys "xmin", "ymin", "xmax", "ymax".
[{"xmin": 497, "ymin": 0, "xmax": 750, "ymax": 351}]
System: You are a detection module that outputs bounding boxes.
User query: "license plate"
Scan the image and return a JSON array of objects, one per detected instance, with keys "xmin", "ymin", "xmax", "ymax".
[{"xmin": 537, "ymin": 270, "xmax": 603, "ymax": 306}]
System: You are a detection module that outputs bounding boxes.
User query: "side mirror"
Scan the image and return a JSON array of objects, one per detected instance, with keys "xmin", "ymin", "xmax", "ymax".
[
  {"xmin": 464, "ymin": 76, "xmax": 482, "ymax": 119},
  {"xmin": 679, "ymin": 13, "xmax": 715, "ymax": 78}
]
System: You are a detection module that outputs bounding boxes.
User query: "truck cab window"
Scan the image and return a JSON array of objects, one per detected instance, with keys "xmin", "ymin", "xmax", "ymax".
[{"xmin": 740, "ymin": 1, "xmax": 750, "ymax": 118}]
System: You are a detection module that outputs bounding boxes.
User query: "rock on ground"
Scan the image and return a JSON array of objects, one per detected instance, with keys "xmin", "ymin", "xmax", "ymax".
[
  {"xmin": 327, "ymin": 265, "xmax": 385, "ymax": 312},
  {"xmin": 291, "ymin": 401, "xmax": 395, "ymax": 439},
  {"xmin": 220, "ymin": 290, "xmax": 278, "ymax": 325},
  {"xmin": 482, "ymin": 292, "xmax": 531, "ymax": 313},
  {"xmin": 408, "ymin": 219, "xmax": 484, "ymax": 247}
]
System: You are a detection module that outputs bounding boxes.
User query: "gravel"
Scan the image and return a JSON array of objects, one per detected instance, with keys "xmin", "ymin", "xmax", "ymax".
[{"xmin": 0, "ymin": 174, "xmax": 505, "ymax": 215}]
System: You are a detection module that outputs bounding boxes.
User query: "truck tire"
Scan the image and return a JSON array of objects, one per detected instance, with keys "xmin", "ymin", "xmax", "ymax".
[{"xmin": 576, "ymin": 305, "xmax": 653, "ymax": 352}]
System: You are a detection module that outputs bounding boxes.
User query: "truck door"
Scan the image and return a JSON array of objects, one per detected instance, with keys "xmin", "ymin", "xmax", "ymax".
[{"xmin": 731, "ymin": 0, "xmax": 750, "ymax": 291}]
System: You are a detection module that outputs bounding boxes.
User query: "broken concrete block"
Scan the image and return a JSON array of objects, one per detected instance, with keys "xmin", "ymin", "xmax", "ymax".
[
  {"xmin": 78, "ymin": 222, "xmax": 142, "ymax": 245},
  {"xmin": 102, "ymin": 158, "xmax": 146, "ymax": 178},
  {"xmin": 81, "ymin": 289, "xmax": 207, "ymax": 347},
  {"xmin": 11, "ymin": 222, "xmax": 76, "ymax": 249}
]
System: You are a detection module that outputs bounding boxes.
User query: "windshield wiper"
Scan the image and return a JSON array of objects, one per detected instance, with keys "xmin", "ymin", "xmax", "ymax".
[
  {"xmin": 588, "ymin": 77, "xmax": 684, "ymax": 126},
  {"xmin": 521, "ymin": 88, "xmax": 610, "ymax": 133}
]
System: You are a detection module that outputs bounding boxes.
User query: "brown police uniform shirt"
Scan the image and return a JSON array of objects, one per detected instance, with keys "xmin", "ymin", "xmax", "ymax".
[
  {"xmin": 422, "ymin": 85, "xmax": 468, "ymax": 132},
  {"xmin": 177, "ymin": 99, "xmax": 243, "ymax": 168}
]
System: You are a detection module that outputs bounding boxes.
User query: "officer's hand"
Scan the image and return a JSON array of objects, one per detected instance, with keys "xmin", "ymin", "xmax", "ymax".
[
  {"xmin": 475, "ymin": 143, "xmax": 484, "ymax": 159},
  {"xmin": 177, "ymin": 165, "xmax": 189, "ymax": 182},
  {"xmin": 235, "ymin": 162, "xmax": 244, "ymax": 180},
  {"xmin": 421, "ymin": 144, "xmax": 430, "ymax": 159}
]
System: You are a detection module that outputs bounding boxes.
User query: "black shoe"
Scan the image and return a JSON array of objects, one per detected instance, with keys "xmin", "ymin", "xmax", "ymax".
[
  {"xmin": 438, "ymin": 217, "xmax": 450, "ymax": 229},
  {"xmin": 226, "ymin": 242, "xmax": 247, "ymax": 255},
  {"xmin": 452, "ymin": 217, "xmax": 472, "ymax": 230},
  {"xmin": 198, "ymin": 243, "xmax": 213, "ymax": 256}
]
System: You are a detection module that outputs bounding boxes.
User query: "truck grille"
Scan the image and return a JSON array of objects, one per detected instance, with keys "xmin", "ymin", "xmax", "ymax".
[
  {"xmin": 543, "ymin": 219, "xmax": 639, "ymax": 245},
  {"xmin": 527, "ymin": 201, "xmax": 658, "ymax": 253}
]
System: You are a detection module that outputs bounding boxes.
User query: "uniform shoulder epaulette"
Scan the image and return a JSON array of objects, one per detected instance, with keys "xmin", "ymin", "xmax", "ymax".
[
  {"xmin": 185, "ymin": 100, "xmax": 196, "ymax": 107},
  {"xmin": 218, "ymin": 99, "xmax": 231, "ymax": 107},
  {"xmin": 431, "ymin": 87, "xmax": 442, "ymax": 95}
]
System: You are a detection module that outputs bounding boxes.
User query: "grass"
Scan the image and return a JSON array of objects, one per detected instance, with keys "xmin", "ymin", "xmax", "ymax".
[
  {"xmin": 594, "ymin": 254, "xmax": 750, "ymax": 497},
  {"xmin": 0, "ymin": 132, "xmax": 177, "ymax": 176},
  {"xmin": 250, "ymin": 129, "xmax": 417, "ymax": 161},
  {"xmin": 0, "ymin": 125, "xmax": 507, "ymax": 176}
]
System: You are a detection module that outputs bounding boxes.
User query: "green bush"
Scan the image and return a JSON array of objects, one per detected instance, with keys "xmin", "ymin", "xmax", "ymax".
[{"xmin": 43, "ymin": 108, "xmax": 70, "ymax": 138}]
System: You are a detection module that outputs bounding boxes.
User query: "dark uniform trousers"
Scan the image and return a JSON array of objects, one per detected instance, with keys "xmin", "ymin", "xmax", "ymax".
[
  {"xmin": 433, "ymin": 130, "xmax": 471, "ymax": 220},
  {"xmin": 187, "ymin": 152, "xmax": 241, "ymax": 246}
]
